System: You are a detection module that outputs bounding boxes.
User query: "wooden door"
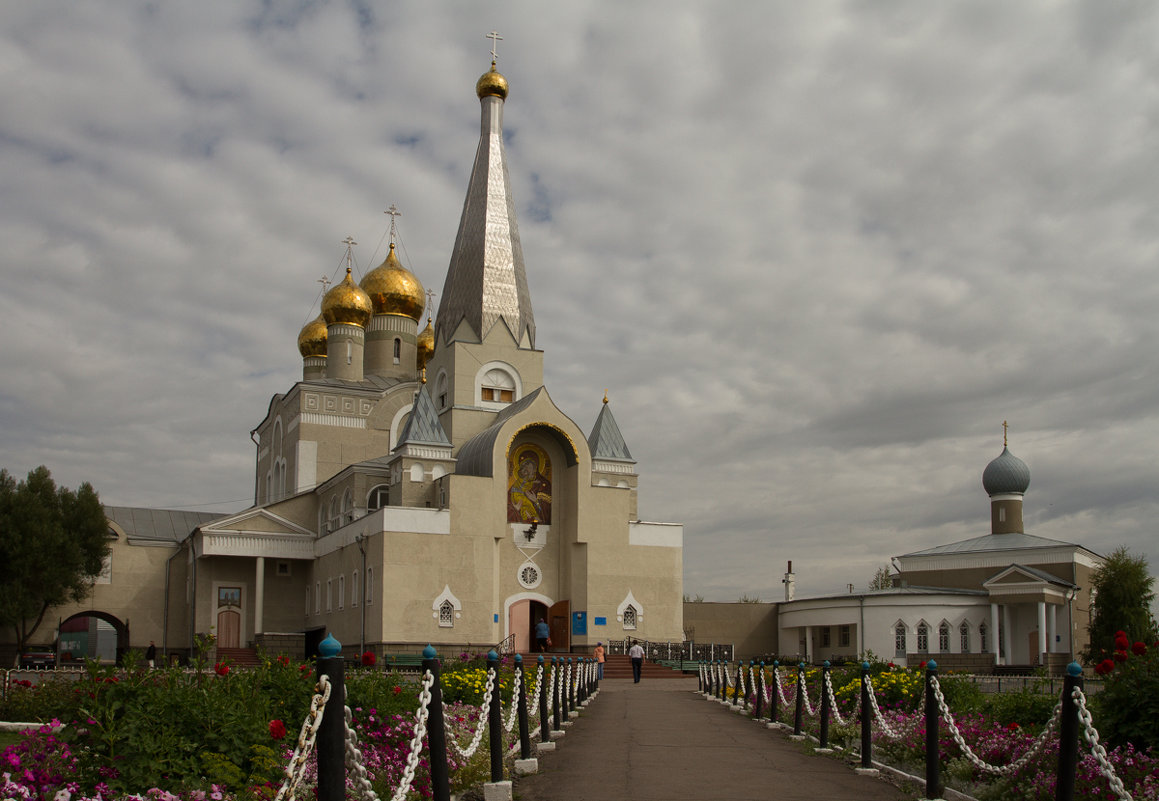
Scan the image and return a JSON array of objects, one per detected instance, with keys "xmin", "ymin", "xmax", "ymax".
[
  {"xmin": 217, "ymin": 609, "xmax": 241, "ymax": 648},
  {"xmin": 1028, "ymin": 631, "xmax": 1039, "ymax": 666},
  {"xmin": 548, "ymin": 600, "xmax": 570, "ymax": 652}
]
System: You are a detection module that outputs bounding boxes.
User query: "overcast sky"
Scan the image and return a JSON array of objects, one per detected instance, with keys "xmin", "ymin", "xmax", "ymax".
[{"xmin": 3, "ymin": 1, "xmax": 1157, "ymax": 603}]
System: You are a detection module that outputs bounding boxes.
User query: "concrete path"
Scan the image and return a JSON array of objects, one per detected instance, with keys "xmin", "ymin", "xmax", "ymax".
[{"xmin": 514, "ymin": 677, "xmax": 916, "ymax": 801}]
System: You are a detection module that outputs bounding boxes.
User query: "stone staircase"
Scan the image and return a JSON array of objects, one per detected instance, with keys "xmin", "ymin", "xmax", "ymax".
[{"xmin": 215, "ymin": 647, "xmax": 261, "ymax": 668}]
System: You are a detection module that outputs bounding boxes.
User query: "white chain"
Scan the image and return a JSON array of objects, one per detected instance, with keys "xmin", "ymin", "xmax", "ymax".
[
  {"xmin": 725, "ymin": 663, "xmax": 735, "ymax": 688},
  {"xmin": 529, "ymin": 662, "xmax": 544, "ymax": 722},
  {"xmin": 823, "ymin": 670, "xmax": 853, "ymax": 726},
  {"xmin": 1073, "ymin": 686, "xmax": 1134, "ymax": 801},
  {"xmin": 930, "ymin": 675, "xmax": 1060, "ymax": 776},
  {"xmin": 389, "ymin": 670, "xmax": 435, "ymax": 801},
  {"xmin": 773, "ymin": 666, "xmax": 790, "ymax": 707},
  {"xmin": 445, "ymin": 668, "xmax": 494, "ymax": 759},
  {"xmin": 275, "ymin": 675, "xmax": 333, "ymax": 801},
  {"xmin": 798, "ymin": 671, "xmax": 816, "ymax": 717},
  {"xmin": 759, "ymin": 666, "xmax": 772, "ymax": 705},
  {"xmin": 344, "ymin": 696, "xmax": 382, "ymax": 801},
  {"xmin": 864, "ymin": 674, "xmax": 906, "ymax": 740},
  {"xmin": 504, "ymin": 667, "xmax": 521, "ymax": 732}
]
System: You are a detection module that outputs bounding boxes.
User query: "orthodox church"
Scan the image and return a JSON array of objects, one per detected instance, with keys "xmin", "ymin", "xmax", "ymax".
[{"xmin": 5, "ymin": 55, "xmax": 684, "ymax": 665}]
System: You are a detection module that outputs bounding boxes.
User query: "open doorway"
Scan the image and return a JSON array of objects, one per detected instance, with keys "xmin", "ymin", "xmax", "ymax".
[{"xmin": 508, "ymin": 599, "xmax": 550, "ymax": 652}]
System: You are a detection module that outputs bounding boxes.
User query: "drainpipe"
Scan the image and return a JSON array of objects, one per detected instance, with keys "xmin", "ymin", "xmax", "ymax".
[
  {"xmin": 162, "ymin": 537, "xmax": 189, "ymax": 660},
  {"xmin": 356, "ymin": 533, "xmax": 367, "ymax": 658}
]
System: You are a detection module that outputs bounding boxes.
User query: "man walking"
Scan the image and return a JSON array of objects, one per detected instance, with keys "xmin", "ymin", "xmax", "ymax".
[{"xmin": 628, "ymin": 639, "xmax": 645, "ymax": 683}]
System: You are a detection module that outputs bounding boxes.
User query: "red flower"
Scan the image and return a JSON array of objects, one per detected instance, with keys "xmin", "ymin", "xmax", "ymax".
[
  {"xmin": 1006, "ymin": 722, "xmax": 1020, "ymax": 731},
  {"xmin": 277, "ymin": 655, "xmax": 290, "ymax": 666},
  {"xmin": 1113, "ymin": 650, "xmax": 1128, "ymax": 663},
  {"xmin": 1114, "ymin": 633, "xmax": 1130, "ymax": 650},
  {"xmin": 393, "ymin": 685, "xmax": 402, "ymax": 695},
  {"xmin": 269, "ymin": 719, "xmax": 286, "ymax": 740},
  {"xmin": 918, "ymin": 661, "xmax": 927, "ymax": 669},
  {"xmin": 1095, "ymin": 659, "xmax": 1115, "ymax": 675},
  {"xmin": 1132, "ymin": 641, "xmax": 1147, "ymax": 656},
  {"xmin": 361, "ymin": 651, "xmax": 376, "ymax": 667},
  {"xmin": 214, "ymin": 662, "xmax": 230, "ymax": 676}
]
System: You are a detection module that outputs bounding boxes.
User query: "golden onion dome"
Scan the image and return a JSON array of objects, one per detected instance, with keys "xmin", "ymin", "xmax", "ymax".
[
  {"xmin": 321, "ymin": 267, "xmax": 372, "ymax": 328},
  {"xmin": 417, "ymin": 316, "xmax": 435, "ymax": 368},
  {"xmin": 297, "ymin": 314, "xmax": 328, "ymax": 358},
  {"xmin": 476, "ymin": 62, "xmax": 509, "ymax": 99},
  {"xmin": 359, "ymin": 243, "xmax": 426, "ymax": 321}
]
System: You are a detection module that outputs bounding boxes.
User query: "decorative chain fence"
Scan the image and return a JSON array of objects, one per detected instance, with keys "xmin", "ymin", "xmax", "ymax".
[{"xmin": 694, "ymin": 658, "xmax": 1139, "ymax": 801}]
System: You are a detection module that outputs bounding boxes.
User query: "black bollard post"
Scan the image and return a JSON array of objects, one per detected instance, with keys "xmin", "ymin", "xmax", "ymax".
[
  {"xmin": 516, "ymin": 655, "xmax": 531, "ymax": 760},
  {"xmin": 793, "ymin": 662, "xmax": 805, "ymax": 736},
  {"xmin": 487, "ymin": 650, "xmax": 503, "ymax": 784},
  {"xmin": 578, "ymin": 658, "xmax": 586, "ymax": 704},
  {"xmin": 718, "ymin": 661, "xmax": 726, "ymax": 702},
  {"xmin": 819, "ymin": 661, "xmax": 831, "ymax": 749},
  {"xmin": 925, "ymin": 660, "xmax": 940, "ymax": 800},
  {"xmin": 754, "ymin": 661, "xmax": 764, "ymax": 720},
  {"xmin": 860, "ymin": 661, "xmax": 873, "ymax": 769},
  {"xmin": 422, "ymin": 644, "xmax": 451, "ymax": 801},
  {"xmin": 538, "ymin": 655, "xmax": 551, "ymax": 744},
  {"xmin": 316, "ymin": 635, "xmax": 345, "ymax": 801},
  {"xmin": 552, "ymin": 658, "xmax": 562, "ymax": 732},
  {"xmin": 569, "ymin": 658, "xmax": 577, "ymax": 710},
  {"xmin": 770, "ymin": 661, "xmax": 780, "ymax": 725},
  {"xmin": 562, "ymin": 658, "xmax": 571, "ymax": 717},
  {"xmin": 1055, "ymin": 662, "xmax": 1083, "ymax": 801},
  {"xmin": 699, "ymin": 660, "xmax": 706, "ymax": 693}
]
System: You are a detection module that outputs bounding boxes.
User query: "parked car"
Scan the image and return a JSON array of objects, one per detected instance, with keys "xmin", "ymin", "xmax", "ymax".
[{"xmin": 19, "ymin": 650, "xmax": 56, "ymax": 668}]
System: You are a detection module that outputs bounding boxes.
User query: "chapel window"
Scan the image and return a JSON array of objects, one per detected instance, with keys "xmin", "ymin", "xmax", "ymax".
[
  {"xmin": 917, "ymin": 622, "xmax": 929, "ymax": 653},
  {"xmin": 938, "ymin": 622, "xmax": 950, "ymax": 652},
  {"xmin": 894, "ymin": 624, "xmax": 906, "ymax": 658},
  {"xmin": 351, "ymin": 570, "xmax": 359, "ymax": 608},
  {"xmin": 960, "ymin": 621, "xmax": 971, "ymax": 653},
  {"xmin": 338, "ymin": 575, "xmax": 345, "ymax": 610},
  {"xmin": 481, "ymin": 368, "xmax": 515, "ymax": 404},
  {"xmin": 839, "ymin": 625, "xmax": 851, "ymax": 648},
  {"xmin": 623, "ymin": 605, "xmax": 637, "ymax": 630},
  {"xmin": 439, "ymin": 600, "xmax": 455, "ymax": 627},
  {"xmin": 980, "ymin": 622, "xmax": 989, "ymax": 653}
]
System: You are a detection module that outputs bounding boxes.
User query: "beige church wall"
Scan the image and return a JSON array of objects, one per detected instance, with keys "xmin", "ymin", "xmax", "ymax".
[
  {"xmin": 258, "ymin": 558, "xmax": 308, "ymax": 635},
  {"xmin": 164, "ymin": 546, "xmax": 192, "ymax": 655},
  {"xmin": 264, "ymin": 491, "xmax": 325, "ymax": 531},
  {"xmin": 303, "ymin": 536, "xmax": 369, "ymax": 652},
  {"xmin": 683, "ymin": 602, "xmax": 779, "ymax": 660},
  {"xmin": 194, "ymin": 555, "xmax": 264, "ymax": 646}
]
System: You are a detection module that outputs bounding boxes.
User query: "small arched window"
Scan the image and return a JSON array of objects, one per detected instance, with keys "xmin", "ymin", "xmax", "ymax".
[
  {"xmin": 894, "ymin": 623, "xmax": 906, "ymax": 658},
  {"xmin": 351, "ymin": 570, "xmax": 359, "ymax": 609},
  {"xmin": 439, "ymin": 600, "xmax": 455, "ymax": 627},
  {"xmin": 436, "ymin": 372, "xmax": 449, "ymax": 410},
  {"xmin": 623, "ymin": 605, "xmax": 637, "ymax": 630},
  {"xmin": 938, "ymin": 622, "xmax": 950, "ymax": 652},
  {"xmin": 481, "ymin": 368, "xmax": 515, "ymax": 404},
  {"xmin": 367, "ymin": 484, "xmax": 390, "ymax": 511},
  {"xmin": 342, "ymin": 489, "xmax": 355, "ymax": 523},
  {"xmin": 979, "ymin": 622, "xmax": 989, "ymax": 653},
  {"xmin": 917, "ymin": 622, "xmax": 929, "ymax": 653},
  {"xmin": 393, "ymin": 338, "xmax": 401, "ymax": 364},
  {"xmin": 960, "ymin": 621, "xmax": 971, "ymax": 653}
]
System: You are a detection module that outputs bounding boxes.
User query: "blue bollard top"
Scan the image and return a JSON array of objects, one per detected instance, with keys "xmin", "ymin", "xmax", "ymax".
[
  {"xmin": 567, "ymin": 657, "xmax": 572, "ymax": 663},
  {"xmin": 319, "ymin": 633, "xmax": 341, "ymax": 658},
  {"xmin": 927, "ymin": 659, "xmax": 938, "ymax": 671},
  {"xmin": 515, "ymin": 654, "xmax": 523, "ymax": 664},
  {"xmin": 862, "ymin": 661, "xmax": 871, "ymax": 670},
  {"xmin": 773, "ymin": 660, "xmax": 779, "ymax": 667},
  {"xmin": 799, "ymin": 661, "xmax": 806, "ymax": 669},
  {"xmin": 1067, "ymin": 661, "xmax": 1083, "ymax": 677},
  {"xmin": 760, "ymin": 661, "xmax": 765, "ymax": 667},
  {"xmin": 537, "ymin": 654, "xmax": 544, "ymax": 664},
  {"xmin": 423, "ymin": 644, "xmax": 437, "ymax": 659},
  {"xmin": 823, "ymin": 660, "xmax": 830, "ymax": 668},
  {"xmin": 487, "ymin": 649, "xmax": 499, "ymax": 661}
]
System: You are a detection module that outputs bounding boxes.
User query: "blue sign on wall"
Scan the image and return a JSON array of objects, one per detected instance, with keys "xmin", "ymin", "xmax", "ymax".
[
  {"xmin": 594, "ymin": 617, "xmax": 607, "ymax": 626},
  {"xmin": 572, "ymin": 611, "xmax": 587, "ymax": 635},
  {"xmin": 493, "ymin": 613, "xmax": 499, "ymax": 623}
]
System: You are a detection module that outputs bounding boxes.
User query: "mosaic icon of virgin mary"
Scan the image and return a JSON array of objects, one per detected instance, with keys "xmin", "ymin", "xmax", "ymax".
[{"xmin": 507, "ymin": 444, "xmax": 552, "ymax": 524}]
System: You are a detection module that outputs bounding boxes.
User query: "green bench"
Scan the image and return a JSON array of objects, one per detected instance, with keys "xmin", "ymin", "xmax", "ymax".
[{"xmin": 381, "ymin": 653, "xmax": 426, "ymax": 671}]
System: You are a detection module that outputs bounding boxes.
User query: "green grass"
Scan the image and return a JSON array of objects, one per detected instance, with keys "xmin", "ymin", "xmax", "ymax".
[{"xmin": 0, "ymin": 730, "xmax": 25, "ymax": 749}]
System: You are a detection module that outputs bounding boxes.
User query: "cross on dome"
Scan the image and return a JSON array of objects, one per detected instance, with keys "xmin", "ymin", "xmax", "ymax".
[
  {"xmin": 385, "ymin": 204, "xmax": 402, "ymax": 245},
  {"xmin": 485, "ymin": 30, "xmax": 503, "ymax": 62}
]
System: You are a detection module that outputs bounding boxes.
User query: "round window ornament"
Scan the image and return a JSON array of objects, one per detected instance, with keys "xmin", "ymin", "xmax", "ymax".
[{"xmin": 518, "ymin": 562, "xmax": 541, "ymax": 589}]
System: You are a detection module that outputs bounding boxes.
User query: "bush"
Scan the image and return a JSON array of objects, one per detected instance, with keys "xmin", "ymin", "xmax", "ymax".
[{"xmin": 1090, "ymin": 634, "xmax": 1159, "ymax": 749}]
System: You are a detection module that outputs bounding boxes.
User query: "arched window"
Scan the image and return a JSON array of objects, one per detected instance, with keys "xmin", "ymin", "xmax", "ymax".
[
  {"xmin": 979, "ymin": 621, "xmax": 989, "ymax": 653},
  {"xmin": 436, "ymin": 371, "xmax": 449, "ymax": 410},
  {"xmin": 393, "ymin": 337, "xmax": 401, "ymax": 364},
  {"xmin": 328, "ymin": 497, "xmax": 339, "ymax": 532},
  {"xmin": 342, "ymin": 489, "xmax": 354, "ymax": 523},
  {"xmin": 960, "ymin": 621, "xmax": 971, "ymax": 653},
  {"xmin": 938, "ymin": 621, "xmax": 950, "ymax": 652},
  {"xmin": 623, "ymin": 605, "xmax": 637, "ymax": 630},
  {"xmin": 894, "ymin": 623, "xmax": 906, "ymax": 658},
  {"xmin": 351, "ymin": 570, "xmax": 359, "ymax": 609},
  {"xmin": 917, "ymin": 622, "xmax": 929, "ymax": 653},
  {"xmin": 367, "ymin": 484, "xmax": 390, "ymax": 511},
  {"xmin": 338, "ymin": 575, "xmax": 345, "ymax": 610},
  {"xmin": 314, "ymin": 581, "xmax": 321, "ymax": 614},
  {"xmin": 439, "ymin": 600, "xmax": 455, "ymax": 627},
  {"xmin": 481, "ymin": 368, "xmax": 515, "ymax": 403},
  {"xmin": 365, "ymin": 567, "xmax": 373, "ymax": 605}
]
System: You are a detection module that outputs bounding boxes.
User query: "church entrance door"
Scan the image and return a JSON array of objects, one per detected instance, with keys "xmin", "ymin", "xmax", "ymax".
[
  {"xmin": 1028, "ymin": 631, "xmax": 1039, "ymax": 666},
  {"xmin": 548, "ymin": 600, "xmax": 569, "ymax": 652},
  {"xmin": 217, "ymin": 610, "xmax": 241, "ymax": 648}
]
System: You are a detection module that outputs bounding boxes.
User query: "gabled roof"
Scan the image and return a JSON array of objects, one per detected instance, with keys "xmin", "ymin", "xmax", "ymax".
[
  {"xmin": 395, "ymin": 386, "xmax": 451, "ymax": 448},
  {"xmin": 588, "ymin": 400, "xmax": 634, "ymax": 463},
  {"xmin": 105, "ymin": 506, "xmax": 227, "ymax": 543},
  {"xmin": 899, "ymin": 532, "xmax": 1086, "ymax": 558},
  {"xmin": 984, "ymin": 563, "xmax": 1076, "ymax": 588},
  {"xmin": 198, "ymin": 506, "xmax": 316, "ymax": 537}
]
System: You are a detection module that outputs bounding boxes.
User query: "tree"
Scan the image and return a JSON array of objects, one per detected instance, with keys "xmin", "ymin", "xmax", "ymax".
[
  {"xmin": 868, "ymin": 565, "xmax": 894, "ymax": 590},
  {"xmin": 1086, "ymin": 545, "xmax": 1158, "ymax": 661},
  {"xmin": 0, "ymin": 466, "xmax": 110, "ymax": 658}
]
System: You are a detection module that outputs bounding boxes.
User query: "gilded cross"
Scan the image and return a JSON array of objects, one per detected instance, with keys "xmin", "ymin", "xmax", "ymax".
[
  {"xmin": 425, "ymin": 288, "xmax": 437, "ymax": 320},
  {"xmin": 1003, "ymin": 420, "xmax": 1008, "ymax": 447},
  {"xmin": 318, "ymin": 274, "xmax": 331, "ymax": 293}
]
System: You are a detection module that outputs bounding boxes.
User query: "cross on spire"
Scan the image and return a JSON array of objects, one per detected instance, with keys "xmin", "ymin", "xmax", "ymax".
[
  {"xmin": 425, "ymin": 288, "xmax": 437, "ymax": 320},
  {"xmin": 341, "ymin": 236, "xmax": 357, "ymax": 273},
  {"xmin": 385, "ymin": 204, "xmax": 402, "ymax": 245},
  {"xmin": 318, "ymin": 274, "xmax": 331, "ymax": 293},
  {"xmin": 485, "ymin": 30, "xmax": 503, "ymax": 63},
  {"xmin": 1003, "ymin": 420, "xmax": 1009, "ymax": 447}
]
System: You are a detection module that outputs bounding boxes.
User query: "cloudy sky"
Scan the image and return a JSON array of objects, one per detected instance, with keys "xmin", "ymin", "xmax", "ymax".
[{"xmin": 3, "ymin": 1, "xmax": 1157, "ymax": 603}]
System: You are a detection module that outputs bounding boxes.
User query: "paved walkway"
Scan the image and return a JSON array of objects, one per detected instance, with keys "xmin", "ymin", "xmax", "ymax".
[{"xmin": 514, "ymin": 677, "xmax": 916, "ymax": 801}]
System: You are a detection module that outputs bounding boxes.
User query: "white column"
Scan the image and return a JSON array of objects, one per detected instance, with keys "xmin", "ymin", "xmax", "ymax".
[
  {"xmin": 1048, "ymin": 605, "xmax": 1058, "ymax": 653},
  {"xmin": 254, "ymin": 556, "xmax": 265, "ymax": 637},
  {"xmin": 990, "ymin": 603, "xmax": 1000, "ymax": 666},
  {"xmin": 1037, "ymin": 601, "xmax": 1047, "ymax": 666},
  {"xmin": 1002, "ymin": 605, "xmax": 1013, "ymax": 665},
  {"xmin": 804, "ymin": 626, "xmax": 813, "ymax": 663}
]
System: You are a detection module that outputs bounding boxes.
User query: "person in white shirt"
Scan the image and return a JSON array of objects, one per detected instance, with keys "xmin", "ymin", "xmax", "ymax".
[{"xmin": 628, "ymin": 640, "xmax": 645, "ymax": 683}]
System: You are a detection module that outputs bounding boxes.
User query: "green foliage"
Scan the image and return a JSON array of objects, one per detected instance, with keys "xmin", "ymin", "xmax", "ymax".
[
  {"xmin": 346, "ymin": 668, "xmax": 426, "ymax": 718},
  {"xmin": 737, "ymin": 594, "xmax": 762, "ymax": 603},
  {"xmin": 868, "ymin": 565, "xmax": 894, "ymax": 590},
  {"xmin": 980, "ymin": 687, "xmax": 1057, "ymax": 727},
  {"xmin": 0, "ymin": 675, "xmax": 87, "ymax": 723},
  {"xmin": 1086, "ymin": 546, "xmax": 1157, "ymax": 661},
  {"xmin": 936, "ymin": 674, "xmax": 985, "ymax": 715},
  {"xmin": 1091, "ymin": 640, "xmax": 1159, "ymax": 749},
  {"xmin": 0, "ymin": 466, "xmax": 111, "ymax": 653}
]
